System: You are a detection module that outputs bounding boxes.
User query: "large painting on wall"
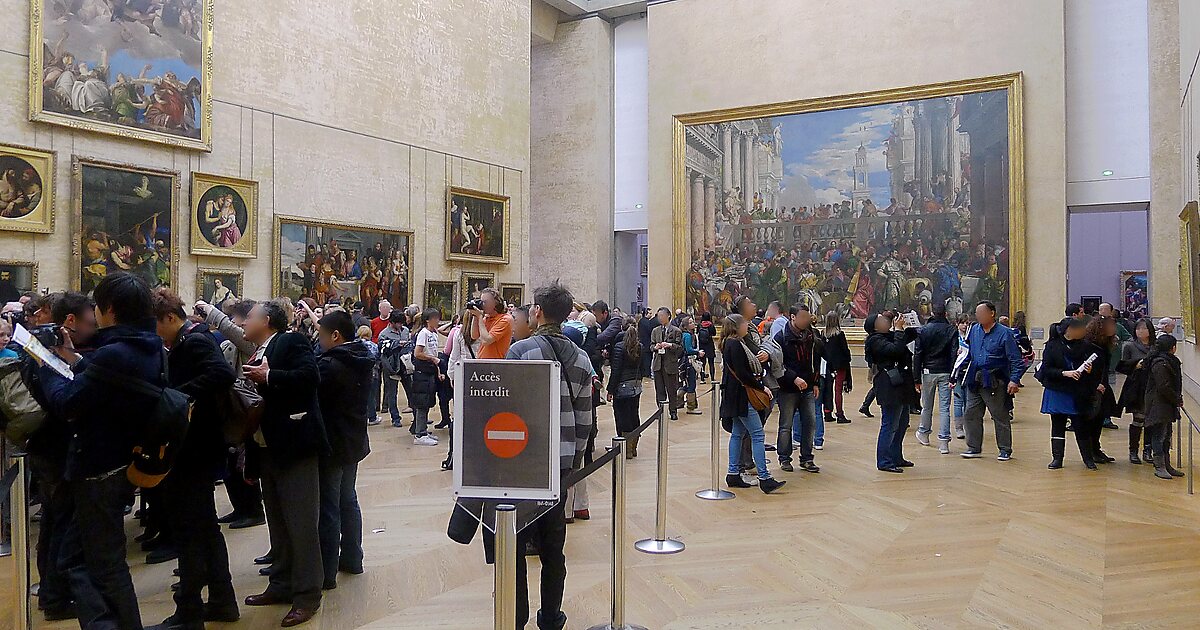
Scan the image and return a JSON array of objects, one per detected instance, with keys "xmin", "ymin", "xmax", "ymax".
[
  {"xmin": 0, "ymin": 143, "xmax": 55, "ymax": 234},
  {"xmin": 191, "ymin": 172, "xmax": 257, "ymax": 258},
  {"xmin": 674, "ymin": 74, "xmax": 1024, "ymax": 326},
  {"xmin": 74, "ymin": 158, "xmax": 179, "ymax": 294},
  {"xmin": 1120, "ymin": 270, "xmax": 1148, "ymax": 320},
  {"xmin": 447, "ymin": 187, "xmax": 509, "ymax": 264},
  {"xmin": 30, "ymin": 0, "xmax": 213, "ymax": 150},
  {"xmin": 274, "ymin": 216, "xmax": 412, "ymax": 317}
]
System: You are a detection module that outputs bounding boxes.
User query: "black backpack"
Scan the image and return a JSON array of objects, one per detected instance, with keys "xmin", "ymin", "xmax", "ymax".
[
  {"xmin": 379, "ymin": 335, "xmax": 414, "ymax": 377},
  {"xmin": 697, "ymin": 325, "xmax": 713, "ymax": 347},
  {"xmin": 84, "ymin": 349, "xmax": 192, "ymax": 488}
]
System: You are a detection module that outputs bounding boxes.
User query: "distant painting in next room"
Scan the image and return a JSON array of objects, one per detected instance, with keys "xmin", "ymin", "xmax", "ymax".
[
  {"xmin": 447, "ymin": 187, "xmax": 509, "ymax": 264},
  {"xmin": 75, "ymin": 159, "xmax": 179, "ymax": 294},
  {"xmin": 31, "ymin": 0, "xmax": 213, "ymax": 150},
  {"xmin": 1121, "ymin": 270, "xmax": 1148, "ymax": 320},
  {"xmin": 275, "ymin": 216, "xmax": 412, "ymax": 318},
  {"xmin": 680, "ymin": 75, "xmax": 1024, "ymax": 325}
]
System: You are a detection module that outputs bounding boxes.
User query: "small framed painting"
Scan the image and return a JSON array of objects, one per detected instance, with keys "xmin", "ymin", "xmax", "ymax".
[
  {"xmin": 640, "ymin": 244, "xmax": 648, "ymax": 277},
  {"xmin": 500, "ymin": 283, "xmax": 525, "ymax": 308},
  {"xmin": 446, "ymin": 186, "xmax": 510, "ymax": 264},
  {"xmin": 425, "ymin": 280, "xmax": 457, "ymax": 321},
  {"xmin": 191, "ymin": 172, "xmax": 257, "ymax": 258},
  {"xmin": 1080, "ymin": 296, "xmax": 1102, "ymax": 315},
  {"xmin": 1120, "ymin": 270, "xmax": 1148, "ymax": 320},
  {"xmin": 196, "ymin": 268, "xmax": 243, "ymax": 311},
  {"xmin": 0, "ymin": 143, "xmax": 55, "ymax": 234},
  {"xmin": 461, "ymin": 271, "xmax": 496, "ymax": 304},
  {"xmin": 0, "ymin": 260, "xmax": 38, "ymax": 303}
]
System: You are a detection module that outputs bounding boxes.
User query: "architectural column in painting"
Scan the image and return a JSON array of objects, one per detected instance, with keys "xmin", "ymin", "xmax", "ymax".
[
  {"xmin": 731, "ymin": 129, "xmax": 743, "ymax": 194},
  {"xmin": 691, "ymin": 173, "xmax": 705, "ymax": 256},
  {"xmin": 743, "ymin": 133, "xmax": 754, "ymax": 216},
  {"xmin": 704, "ymin": 178, "xmax": 717, "ymax": 249},
  {"xmin": 721, "ymin": 124, "xmax": 733, "ymax": 194}
]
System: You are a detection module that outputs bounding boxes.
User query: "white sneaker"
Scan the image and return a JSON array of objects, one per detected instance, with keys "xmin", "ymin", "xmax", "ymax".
[
  {"xmin": 938, "ymin": 439, "xmax": 950, "ymax": 454},
  {"xmin": 414, "ymin": 435, "xmax": 439, "ymax": 446},
  {"xmin": 814, "ymin": 443, "xmax": 824, "ymax": 450},
  {"xmin": 367, "ymin": 417, "xmax": 382, "ymax": 426},
  {"xmin": 916, "ymin": 432, "xmax": 931, "ymax": 446},
  {"xmin": 955, "ymin": 428, "xmax": 966, "ymax": 439}
]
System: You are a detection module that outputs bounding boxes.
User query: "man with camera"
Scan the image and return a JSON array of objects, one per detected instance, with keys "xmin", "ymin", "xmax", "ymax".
[
  {"xmin": 469, "ymin": 288, "xmax": 512, "ymax": 359},
  {"xmin": 241, "ymin": 301, "xmax": 330, "ymax": 627},
  {"xmin": 39, "ymin": 273, "xmax": 166, "ymax": 630},
  {"xmin": 148, "ymin": 288, "xmax": 239, "ymax": 629}
]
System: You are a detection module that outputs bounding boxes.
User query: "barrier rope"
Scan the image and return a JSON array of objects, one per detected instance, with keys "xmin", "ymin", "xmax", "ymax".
[{"xmin": 564, "ymin": 408, "xmax": 663, "ymax": 490}]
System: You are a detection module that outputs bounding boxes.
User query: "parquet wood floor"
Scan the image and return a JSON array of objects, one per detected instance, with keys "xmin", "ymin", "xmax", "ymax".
[{"xmin": 5, "ymin": 369, "xmax": 1200, "ymax": 629}]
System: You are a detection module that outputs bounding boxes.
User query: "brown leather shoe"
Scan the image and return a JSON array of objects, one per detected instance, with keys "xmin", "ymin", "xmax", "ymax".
[
  {"xmin": 245, "ymin": 592, "xmax": 289, "ymax": 607},
  {"xmin": 281, "ymin": 607, "xmax": 319, "ymax": 627}
]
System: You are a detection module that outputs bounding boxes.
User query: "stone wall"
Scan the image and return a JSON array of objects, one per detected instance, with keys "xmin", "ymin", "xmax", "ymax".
[{"xmin": 0, "ymin": 0, "xmax": 531, "ymax": 301}]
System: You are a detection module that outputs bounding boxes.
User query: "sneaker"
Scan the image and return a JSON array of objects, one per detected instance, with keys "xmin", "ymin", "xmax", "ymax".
[
  {"xmin": 367, "ymin": 417, "xmax": 382, "ymax": 426},
  {"xmin": 414, "ymin": 435, "xmax": 439, "ymax": 446},
  {"xmin": 916, "ymin": 432, "xmax": 931, "ymax": 446},
  {"xmin": 780, "ymin": 461, "xmax": 794, "ymax": 473},
  {"xmin": 740, "ymin": 473, "xmax": 760, "ymax": 486},
  {"xmin": 938, "ymin": 439, "xmax": 950, "ymax": 455},
  {"xmin": 997, "ymin": 451, "xmax": 1012, "ymax": 462},
  {"xmin": 814, "ymin": 443, "xmax": 824, "ymax": 450},
  {"xmin": 859, "ymin": 406, "xmax": 874, "ymax": 418},
  {"xmin": 955, "ymin": 428, "xmax": 966, "ymax": 439},
  {"xmin": 961, "ymin": 450, "xmax": 982, "ymax": 459}
]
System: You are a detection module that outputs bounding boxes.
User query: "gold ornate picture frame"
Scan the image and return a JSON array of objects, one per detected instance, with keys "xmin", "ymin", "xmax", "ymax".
[
  {"xmin": 190, "ymin": 172, "xmax": 258, "ymax": 258},
  {"xmin": 1180, "ymin": 201, "xmax": 1198, "ymax": 342},
  {"xmin": 0, "ymin": 143, "xmax": 55, "ymax": 234},
  {"xmin": 29, "ymin": 0, "xmax": 214, "ymax": 151},
  {"xmin": 460, "ymin": 271, "xmax": 496, "ymax": 304},
  {"xmin": 72, "ymin": 157, "xmax": 180, "ymax": 293},
  {"xmin": 671, "ymin": 73, "xmax": 1026, "ymax": 323},
  {"xmin": 0, "ymin": 260, "xmax": 39, "ymax": 302},
  {"xmin": 424, "ymin": 280, "xmax": 457, "ymax": 321},
  {"xmin": 446, "ymin": 186, "xmax": 510, "ymax": 264},
  {"xmin": 500, "ymin": 283, "xmax": 525, "ymax": 307},
  {"xmin": 196, "ymin": 267, "xmax": 243, "ymax": 309}
]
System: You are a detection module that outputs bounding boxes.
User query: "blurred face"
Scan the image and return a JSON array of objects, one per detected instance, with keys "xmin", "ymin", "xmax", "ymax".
[
  {"xmin": 317, "ymin": 327, "xmax": 339, "ymax": 352},
  {"xmin": 243, "ymin": 305, "xmax": 271, "ymax": 344},
  {"xmin": 378, "ymin": 300, "xmax": 392, "ymax": 318},
  {"xmin": 737, "ymin": 319, "xmax": 749, "ymax": 337},
  {"xmin": 1163, "ymin": 320, "xmax": 1176, "ymax": 334},
  {"xmin": 790, "ymin": 309, "xmax": 812, "ymax": 330},
  {"xmin": 957, "ymin": 321, "xmax": 968, "ymax": 334},
  {"xmin": 63, "ymin": 308, "xmax": 98, "ymax": 346},
  {"xmin": 512, "ymin": 311, "xmax": 531, "ymax": 341},
  {"xmin": 874, "ymin": 315, "xmax": 892, "ymax": 333},
  {"xmin": 738, "ymin": 299, "xmax": 757, "ymax": 319},
  {"xmin": 426, "ymin": 314, "xmax": 440, "ymax": 330},
  {"xmin": 657, "ymin": 310, "xmax": 670, "ymax": 326},
  {"xmin": 1099, "ymin": 303, "xmax": 1114, "ymax": 317},
  {"xmin": 975, "ymin": 304, "xmax": 996, "ymax": 327},
  {"xmin": 481, "ymin": 291, "xmax": 501, "ymax": 315},
  {"xmin": 0, "ymin": 322, "xmax": 10, "ymax": 346},
  {"xmin": 1136, "ymin": 324, "xmax": 1152, "ymax": 343}
]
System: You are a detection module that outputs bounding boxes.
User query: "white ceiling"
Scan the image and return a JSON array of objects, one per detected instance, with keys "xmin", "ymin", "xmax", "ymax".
[{"xmin": 540, "ymin": 0, "xmax": 647, "ymax": 19}]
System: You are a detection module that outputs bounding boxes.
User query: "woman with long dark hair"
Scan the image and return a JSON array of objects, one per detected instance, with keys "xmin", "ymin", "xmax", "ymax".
[
  {"xmin": 822, "ymin": 312, "xmax": 852, "ymax": 423},
  {"xmin": 1083, "ymin": 316, "xmax": 1118, "ymax": 464},
  {"xmin": 606, "ymin": 319, "xmax": 644, "ymax": 458},
  {"xmin": 719, "ymin": 314, "xmax": 785, "ymax": 494},
  {"xmin": 864, "ymin": 312, "xmax": 917, "ymax": 473},
  {"xmin": 1039, "ymin": 317, "xmax": 1104, "ymax": 469},
  {"xmin": 1117, "ymin": 318, "xmax": 1155, "ymax": 463}
]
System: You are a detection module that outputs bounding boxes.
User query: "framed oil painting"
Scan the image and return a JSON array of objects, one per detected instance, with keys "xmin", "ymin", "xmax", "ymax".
[
  {"xmin": 30, "ymin": 0, "xmax": 213, "ymax": 150},
  {"xmin": 1081, "ymin": 296, "xmax": 1102, "ymax": 315},
  {"xmin": 674, "ymin": 73, "xmax": 1025, "ymax": 328},
  {"xmin": 425, "ymin": 280, "xmax": 457, "ymax": 321},
  {"xmin": 274, "ymin": 215, "xmax": 412, "ymax": 318},
  {"xmin": 0, "ymin": 260, "xmax": 38, "ymax": 303},
  {"xmin": 191, "ymin": 172, "xmax": 257, "ymax": 258},
  {"xmin": 196, "ymin": 268, "xmax": 242, "ymax": 311},
  {"xmin": 0, "ymin": 144, "xmax": 55, "ymax": 234},
  {"xmin": 74, "ymin": 158, "xmax": 179, "ymax": 294},
  {"xmin": 1119, "ymin": 270, "xmax": 1148, "ymax": 320},
  {"xmin": 1180, "ymin": 201, "xmax": 1199, "ymax": 340},
  {"xmin": 500, "ymin": 283, "xmax": 525, "ymax": 307},
  {"xmin": 461, "ymin": 271, "xmax": 496, "ymax": 304},
  {"xmin": 639, "ymin": 244, "xmax": 648, "ymax": 277},
  {"xmin": 447, "ymin": 186, "xmax": 510, "ymax": 264}
]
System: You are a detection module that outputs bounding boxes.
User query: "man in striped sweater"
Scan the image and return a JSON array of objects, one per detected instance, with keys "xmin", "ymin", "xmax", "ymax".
[{"xmin": 504, "ymin": 280, "xmax": 594, "ymax": 630}]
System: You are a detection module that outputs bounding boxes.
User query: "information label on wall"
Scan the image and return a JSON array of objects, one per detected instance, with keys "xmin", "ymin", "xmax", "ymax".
[{"xmin": 453, "ymin": 359, "xmax": 561, "ymax": 501}]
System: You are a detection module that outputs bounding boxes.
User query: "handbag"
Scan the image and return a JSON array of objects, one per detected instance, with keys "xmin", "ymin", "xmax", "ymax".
[
  {"xmin": 730, "ymin": 369, "xmax": 772, "ymax": 412},
  {"xmin": 615, "ymin": 380, "xmax": 642, "ymax": 399},
  {"xmin": 220, "ymin": 376, "xmax": 264, "ymax": 445},
  {"xmin": 885, "ymin": 367, "xmax": 905, "ymax": 387}
]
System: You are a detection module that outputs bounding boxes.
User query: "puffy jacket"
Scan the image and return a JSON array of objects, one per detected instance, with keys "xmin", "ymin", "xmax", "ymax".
[
  {"xmin": 318, "ymin": 341, "xmax": 375, "ymax": 465},
  {"xmin": 912, "ymin": 317, "xmax": 959, "ymax": 374},
  {"xmin": 167, "ymin": 322, "xmax": 236, "ymax": 470},
  {"xmin": 1142, "ymin": 351, "xmax": 1183, "ymax": 428}
]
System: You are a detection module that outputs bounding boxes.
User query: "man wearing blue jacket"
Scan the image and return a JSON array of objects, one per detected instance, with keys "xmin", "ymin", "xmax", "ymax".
[{"xmin": 960, "ymin": 301, "xmax": 1024, "ymax": 461}]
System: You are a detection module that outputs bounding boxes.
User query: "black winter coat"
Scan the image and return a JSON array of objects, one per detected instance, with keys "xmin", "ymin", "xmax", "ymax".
[
  {"xmin": 775, "ymin": 324, "xmax": 824, "ymax": 394},
  {"xmin": 1039, "ymin": 335, "xmax": 1104, "ymax": 402},
  {"xmin": 823, "ymin": 330, "xmax": 852, "ymax": 372},
  {"xmin": 255, "ymin": 331, "xmax": 330, "ymax": 466},
  {"xmin": 720, "ymin": 337, "xmax": 766, "ymax": 419},
  {"xmin": 318, "ymin": 341, "xmax": 375, "ymax": 465},
  {"xmin": 912, "ymin": 317, "xmax": 959, "ymax": 374},
  {"xmin": 606, "ymin": 337, "xmax": 641, "ymax": 396},
  {"xmin": 1142, "ymin": 352, "xmax": 1183, "ymax": 428},
  {"xmin": 864, "ymin": 329, "xmax": 918, "ymax": 408},
  {"xmin": 168, "ymin": 322, "xmax": 236, "ymax": 470}
]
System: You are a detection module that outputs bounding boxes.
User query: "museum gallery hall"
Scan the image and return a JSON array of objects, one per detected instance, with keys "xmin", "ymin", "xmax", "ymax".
[{"xmin": 3, "ymin": 0, "xmax": 1200, "ymax": 629}]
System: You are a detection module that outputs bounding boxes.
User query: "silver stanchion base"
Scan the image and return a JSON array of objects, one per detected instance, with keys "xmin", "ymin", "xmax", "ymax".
[
  {"xmin": 634, "ymin": 538, "xmax": 686, "ymax": 554},
  {"xmin": 695, "ymin": 488, "xmax": 736, "ymax": 500},
  {"xmin": 587, "ymin": 625, "xmax": 649, "ymax": 630}
]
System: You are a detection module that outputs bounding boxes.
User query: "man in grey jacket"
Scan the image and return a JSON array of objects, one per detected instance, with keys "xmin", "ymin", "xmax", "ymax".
[{"xmin": 650, "ymin": 307, "xmax": 684, "ymax": 421}]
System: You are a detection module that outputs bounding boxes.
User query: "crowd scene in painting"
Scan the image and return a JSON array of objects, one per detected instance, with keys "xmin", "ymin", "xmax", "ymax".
[{"xmin": 0, "ymin": 269, "xmax": 1188, "ymax": 630}]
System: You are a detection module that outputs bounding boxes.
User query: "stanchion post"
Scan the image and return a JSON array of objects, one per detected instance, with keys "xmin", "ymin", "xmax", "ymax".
[
  {"xmin": 635, "ymin": 402, "xmax": 685, "ymax": 554},
  {"xmin": 494, "ymin": 505, "xmax": 517, "ymax": 630},
  {"xmin": 696, "ymin": 386, "xmax": 734, "ymax": 500},
  {"xmin": 1189, "ymin": 423, "xmax": 1193, "ymax": 496},
  {"xmin": 1179, "ymin": 416, "xmax": 1184, "ymax": 469},
  {"xmin": 588, "ymin": 438, "xmax": 647, "ymax": 630},
  {"xmin": 11, "ymin": 452, "xmax": 31, "ymax": 630}
]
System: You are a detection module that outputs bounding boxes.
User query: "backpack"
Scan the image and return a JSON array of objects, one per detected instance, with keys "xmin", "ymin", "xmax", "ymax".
[
  {"xmin": 697, "ymin": 325, "xmax": 713, "ymax": 347},
  {"xmin": 380, "ymin": 335, "xmax": 415, "ymax": 379},
  {"xmin": 0, "ymin": 356, "xmax": 46, "ymax": 448},
  {"xmin": 83, "ymin": 350, "xmax": 192, "ymax": 489}
]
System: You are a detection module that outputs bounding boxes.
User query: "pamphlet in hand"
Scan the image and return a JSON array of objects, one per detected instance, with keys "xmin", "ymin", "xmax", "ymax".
[{"xmin": 12, "ymin": 323, "xmax": 74, "ymax": 380}]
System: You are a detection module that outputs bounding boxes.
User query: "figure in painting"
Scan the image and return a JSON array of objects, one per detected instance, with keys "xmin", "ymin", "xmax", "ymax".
[
  {"xmin": 0, "ymin": 167, "xmax": 42, "ymax": 218},
  {"xmin": 209, "ymin": 277, "xmax": 235, "ymax": 309},
  {"xmin": 203, "ymin": 194, "xmax": 243, "ymax": 248}
]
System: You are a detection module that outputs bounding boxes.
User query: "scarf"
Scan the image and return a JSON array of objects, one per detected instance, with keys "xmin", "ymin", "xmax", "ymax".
[
  {"xmin": 741, "ymin": 338, "xmax": 765, "ymax": 378},
  {"xmin": 534, "ymin": 323, "xmax": 564, "ymax": 338},
  {"xmin": 793, "ymin": 325, "xmax": 814, "ymax": 369}
]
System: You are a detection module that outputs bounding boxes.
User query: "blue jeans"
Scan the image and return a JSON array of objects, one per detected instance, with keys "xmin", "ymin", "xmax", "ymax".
[
  {"xmin": 318, "ymin": 459, "xmax": 363, "ymax": 583},
  {"xmin": 918, "ymin": 373, "xmax": 953, "ymax": 441},
  {"xmin": 777, "ymin": 389, "xmax": 816, "ymax": 465},
  {"xmin": 368, "ymin": 373, "xmax": 380, "ymax": 420},
  {"xmin": 384, "ymin": 377, "xmax": 401, "ymax": 425},
  {"xmin": 877, "ymin": 403, "xmax": 910, "ymax": 469},
  {"xmin": 728, "ymin": 404, "xmax": 769, "ymax": 480},
  {"xmin": 811, "ymin": 383, "xmax": 826, "ymax": 446}
]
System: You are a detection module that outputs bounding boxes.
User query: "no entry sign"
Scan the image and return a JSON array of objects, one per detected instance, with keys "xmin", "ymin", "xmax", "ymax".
[{"xmin": 453, "ymin": 359, "xmax": 561, "ymax": 501}]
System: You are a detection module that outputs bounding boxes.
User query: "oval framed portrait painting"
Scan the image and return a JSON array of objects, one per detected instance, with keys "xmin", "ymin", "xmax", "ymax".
[
  {"xmin": 191, "ymin": 172, "xmax": 257, "ymax": 258},
  {"xmin": 0, "ymin": 143, "xmax": 55, "ymax": 234}
]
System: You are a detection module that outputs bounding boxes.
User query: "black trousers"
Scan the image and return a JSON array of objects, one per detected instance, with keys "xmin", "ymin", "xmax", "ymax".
[
  {"xmin": 261, "ymin": 451, "xmax": 323, "ymax": 610},
  {"xmin": 60, "ymin": 471, "xmax": 142, "ymax": 630},
  {"xmin": 702, "ymin": 352, "xmax": 716, "ymax": 380},
  {"xmin": 162, "ymin": 463, "xmax": 237, "ymax": 621},
  {"xmin": 29, "ymin": 455, "xmax": 72, "ymax": 612},
  {"xmin": 863, "ymin": 386, "xmax": 877, "ymax": 409},
  {"xmin": 484, "ymin": 498, "xmax": 569, "ymax": 629},
  {"xmin": 613, "ymin": 395, "xmax": 641, "ymax": 434},
  {"xmin": 1050, "ymin": 413, "xmax": 1092, "ymax": 462},
  {"xmin": 224, "ymin": 443, "xmax": 264, "ymax": 519}
]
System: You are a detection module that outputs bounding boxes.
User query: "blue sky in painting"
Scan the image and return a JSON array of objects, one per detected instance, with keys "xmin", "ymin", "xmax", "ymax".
[
  {"xmin": 773, "ymin": 101, "xmax": 902, "ymax": 209},
  {"xmin": 107, "ymin": 49, "xmax": 203, "ymax": 120}
]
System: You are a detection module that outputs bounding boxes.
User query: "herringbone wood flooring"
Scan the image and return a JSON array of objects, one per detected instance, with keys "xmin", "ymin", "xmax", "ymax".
[{"xmin": 5, "ymin": 369, "xmax": 1200, "ymax": 629}]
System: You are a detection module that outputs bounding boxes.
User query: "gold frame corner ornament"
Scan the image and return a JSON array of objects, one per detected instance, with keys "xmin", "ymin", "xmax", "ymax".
[
  {"xmin": 195, "ymin": 267, "xmax": 244, "ymax": 303},
  {"xmin": 445, "ymin": 186, "xmax": 511, "ymax": 265},
  {"xmin": 670, "ymin": 72, "xmax": 1026, "ymax": 317},
  {"xmin": 28, "ymin": 0, "xmax": 214, "ymax": 152},
  {"xmin": 270, "ymin": 214, "xmax": 415, "ymax": 300},
  {"xmin": 0, "ymin": 142, "xmax": 56, "ymax": 234},
  {"xmin": 189, "ymin": 172, "xmax": 259, "ymax": 259},
  {"xmin": 71, "ymin": 156, "xmax": 181, "ymax": 292}
]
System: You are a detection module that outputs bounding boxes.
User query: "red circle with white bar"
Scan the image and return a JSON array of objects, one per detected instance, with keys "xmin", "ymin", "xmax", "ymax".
[{"xmin": 484, "ymin": 412, "xmax": 529, "ymax": 459}]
